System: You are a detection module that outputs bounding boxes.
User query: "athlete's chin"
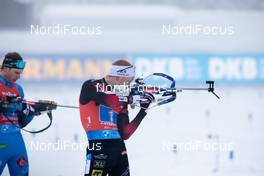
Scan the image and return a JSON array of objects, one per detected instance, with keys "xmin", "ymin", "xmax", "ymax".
[{"xmin": 12, "ymin": 78, "xmax": 18, "ymax": 83}]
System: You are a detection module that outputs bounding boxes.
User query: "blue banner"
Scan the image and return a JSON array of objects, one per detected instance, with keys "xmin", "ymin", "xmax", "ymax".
[
  {"xmin": 132, "ymin": 53, "xmax": 264, "ymax": 85},
  {"xmin": 1, "ymin": 53, "xmax": 263, "ymax": 85}
]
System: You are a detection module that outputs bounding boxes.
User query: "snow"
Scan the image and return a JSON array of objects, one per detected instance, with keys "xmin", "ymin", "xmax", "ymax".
[{"xmin": 2, "ymin": 85, "xmax": 264, "ymax": 176}]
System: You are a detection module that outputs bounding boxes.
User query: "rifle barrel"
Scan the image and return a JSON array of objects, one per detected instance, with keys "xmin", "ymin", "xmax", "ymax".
[
  {"xmin": 56, "ymin": 104, "xmax": 79, "ymax": 109},
  {"xmin": 177, "ymin": 88, "xmax": 209, "ymax": 91}
]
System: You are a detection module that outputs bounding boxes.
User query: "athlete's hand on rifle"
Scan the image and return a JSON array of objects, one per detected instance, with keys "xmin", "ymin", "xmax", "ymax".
[
  {"xmin": 127, "ymin": 94, "xmax": 140, "ymax": 105},
  {"xmin": 140, "ymin": 92, "xmax": 155, "ymax": 109},
  {"xmin": 0, "ymin": 95, "xmax": 22, "ymax": 112},
  {"xmin": 22, "ymin": 103, "xmax": 35, "ymax": 116}
]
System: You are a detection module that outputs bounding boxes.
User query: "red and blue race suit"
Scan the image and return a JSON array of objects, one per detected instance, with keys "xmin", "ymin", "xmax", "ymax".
[
  {"xmin": 0, "ymin": 75, "xmax": 34, "ymax": 176},
  {"xmin": 79, "ymin": 78, "xmax": 147, "ymax": 176}
]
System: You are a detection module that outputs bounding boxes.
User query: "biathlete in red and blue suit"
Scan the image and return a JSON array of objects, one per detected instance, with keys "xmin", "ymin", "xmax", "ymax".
[
  {"xmin": 0, "ymin": 52, "xmax": 35, "ymax": 176},
  {"xmin": 79, "ymin": 60, "xmax": 154, "ymax": 176}
]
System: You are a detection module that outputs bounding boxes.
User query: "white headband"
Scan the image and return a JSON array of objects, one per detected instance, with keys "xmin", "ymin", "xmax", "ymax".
[{"xmin": 108, "ymin": 65, "xmax": 135, "ymax": 77}]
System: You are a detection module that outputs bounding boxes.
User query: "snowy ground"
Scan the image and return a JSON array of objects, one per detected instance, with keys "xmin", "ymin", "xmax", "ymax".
[{"xmin": 2, "ymin": 84, "xmax": 264, "ymax": 176}]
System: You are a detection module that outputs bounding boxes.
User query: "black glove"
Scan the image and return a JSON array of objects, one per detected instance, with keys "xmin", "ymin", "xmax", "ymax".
[
  {"xmin": 21, "ymin": 103, "xmax": 35, "ymax": 116},
  {"xmin": 140, "ymin": 92, "xmax": 155, "ymax": 109}
]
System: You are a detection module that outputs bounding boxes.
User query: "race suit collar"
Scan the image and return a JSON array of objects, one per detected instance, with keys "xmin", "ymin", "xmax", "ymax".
[{"xmin": 0, "ymin": 74, "xmax": 13, "ymax": 88}]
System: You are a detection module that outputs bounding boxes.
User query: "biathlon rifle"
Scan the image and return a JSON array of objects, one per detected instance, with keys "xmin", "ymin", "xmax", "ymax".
[{"xmin": 1, "ymin": 96, "xmax": 78, "ymax": 133}]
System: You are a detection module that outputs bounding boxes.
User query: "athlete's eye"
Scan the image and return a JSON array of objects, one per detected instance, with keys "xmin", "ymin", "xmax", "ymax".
[{"xmin": 15, "ymin": 71, "xmax": 22, "ymax": 75}]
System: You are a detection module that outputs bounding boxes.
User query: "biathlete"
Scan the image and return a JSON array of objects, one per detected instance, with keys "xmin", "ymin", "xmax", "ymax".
[
  {"xmin": 79, "ymin": 60, "xmax": 154, "ymax": 176},
  {"xmin": 0, "ymin": 52, "xmax": 46, "ymax": 176}
]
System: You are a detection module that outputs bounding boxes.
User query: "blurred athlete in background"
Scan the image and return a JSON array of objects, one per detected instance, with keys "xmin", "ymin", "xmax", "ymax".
[{"xmin": 0, "ymin": 52, "xmax": 36, "ymax": 176}]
